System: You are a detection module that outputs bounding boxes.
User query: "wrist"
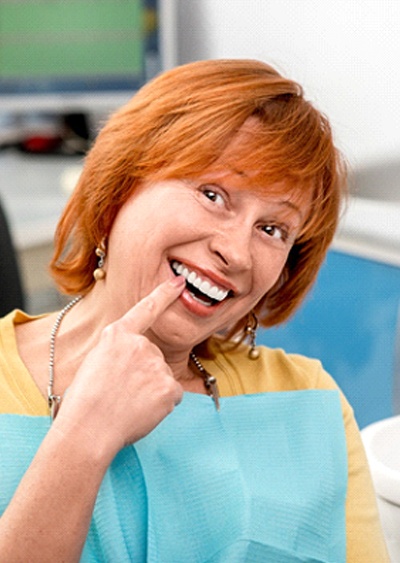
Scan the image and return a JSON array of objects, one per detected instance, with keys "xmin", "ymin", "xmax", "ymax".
[{"xmin": 50, "ymin": 411, "xmax": 122, "ymax": 469}]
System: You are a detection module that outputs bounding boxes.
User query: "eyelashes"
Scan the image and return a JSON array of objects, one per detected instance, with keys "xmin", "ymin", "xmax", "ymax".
[
  {"xmin": 199, "ymin": 184, "xmax": 226, "ymax": 206},
  {"xmin": 261, "ymin": 224, "xmax": 290, "ymax": 243}
]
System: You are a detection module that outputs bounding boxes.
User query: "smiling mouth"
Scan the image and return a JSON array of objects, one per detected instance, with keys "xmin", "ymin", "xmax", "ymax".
[{"xmin": 170, "ymin": 260, "xmax": 232, "ymax": 307}]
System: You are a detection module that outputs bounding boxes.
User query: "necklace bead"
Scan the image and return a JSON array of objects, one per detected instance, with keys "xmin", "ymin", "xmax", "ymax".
[
  {"xmin": 48, "ymin": 296, "xmax": 82, "ymax": 420},
  {"xmin": 190, "ymin": 352, "xmax": 220, "ymax": 410}
]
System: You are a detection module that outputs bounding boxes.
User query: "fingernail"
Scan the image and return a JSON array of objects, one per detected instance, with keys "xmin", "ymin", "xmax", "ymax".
[{"xmin": 170, "ymin": 275, "xmax": 186, "ymax": 288}]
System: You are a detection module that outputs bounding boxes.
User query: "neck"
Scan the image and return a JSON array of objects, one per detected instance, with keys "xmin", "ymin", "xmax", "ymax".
[{"xmin": 162, "ymin": 349, "xmax": 197, "ymax": 382}]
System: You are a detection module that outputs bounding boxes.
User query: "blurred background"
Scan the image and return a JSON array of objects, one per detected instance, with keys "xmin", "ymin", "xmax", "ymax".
[{"xmin": 0, "ymin": 0, "xmax": 399, "ymax": 429}]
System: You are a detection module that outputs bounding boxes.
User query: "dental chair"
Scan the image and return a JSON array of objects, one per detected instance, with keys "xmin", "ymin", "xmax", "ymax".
[{"xmin": 0, "ymin": 197, "xmax": 25, "ymax": 316}]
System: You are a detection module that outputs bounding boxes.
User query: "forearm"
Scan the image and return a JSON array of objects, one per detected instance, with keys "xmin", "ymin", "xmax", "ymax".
[{"xmin": 0, "ymin": 419, "xmax": 114, "ymax": 563}]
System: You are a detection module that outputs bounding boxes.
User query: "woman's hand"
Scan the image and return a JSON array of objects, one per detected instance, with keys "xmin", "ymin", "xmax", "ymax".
[{"xmin": 54, "ymin": 276, "xmax": 186, "ymax": 459}]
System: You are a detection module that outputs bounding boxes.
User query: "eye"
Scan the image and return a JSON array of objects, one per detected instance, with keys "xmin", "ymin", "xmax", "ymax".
[
  {"xmin": 200, "ymin": 185, "xmax": 225, "ymax": 206},
  {"xmin": 261, "ymin": 223, "xmax": 290, "ymax": 244}
]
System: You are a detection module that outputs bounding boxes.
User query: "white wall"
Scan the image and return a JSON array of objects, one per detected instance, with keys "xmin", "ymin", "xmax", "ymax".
[{"xmin": 177, "ymin": 0, "xmax": 400, "ymax": 168}]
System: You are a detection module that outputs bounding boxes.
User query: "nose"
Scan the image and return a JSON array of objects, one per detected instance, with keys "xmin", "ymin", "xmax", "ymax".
[{"xmin": 209, "ymin": 225, "xmax": 253, "ymax": 272}]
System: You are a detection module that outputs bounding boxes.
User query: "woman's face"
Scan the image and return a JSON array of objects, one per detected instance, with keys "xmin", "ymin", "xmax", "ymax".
[{"xmin": 104, "ymin": 168, "xmax": 311, "ymax": 355}]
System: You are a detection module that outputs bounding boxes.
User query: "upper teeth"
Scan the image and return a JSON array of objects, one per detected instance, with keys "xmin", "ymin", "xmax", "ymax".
[{"xmin": 171, "ymin": 261, "xmax": 229, "ymax": 302}]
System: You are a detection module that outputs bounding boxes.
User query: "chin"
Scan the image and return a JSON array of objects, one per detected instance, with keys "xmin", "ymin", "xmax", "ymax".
[{"xmin": 148, "ymin": 317, "xmax": 211, "ymax": 355}]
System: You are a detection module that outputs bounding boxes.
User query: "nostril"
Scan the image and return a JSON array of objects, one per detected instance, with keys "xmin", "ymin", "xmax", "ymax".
[
  {"xmin": 210, "ymin": 231, "xmax": 252, "ymax": 272},
  {"xmin": 215, "ymin": 250, "xmax": 229, "ymax": 266}
]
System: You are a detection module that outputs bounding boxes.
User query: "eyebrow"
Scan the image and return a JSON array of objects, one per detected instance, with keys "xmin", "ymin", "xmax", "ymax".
[
  {"xmin": 253, "ymin": 195, "xmax": 307, "ymax": 224},
  {"xmin": 229, "ymin": 168, "xmax": 307, "ymax": 220},
  {"xmin": 276, "ymin": 199, "xmax": 304, "ymax": 219}
]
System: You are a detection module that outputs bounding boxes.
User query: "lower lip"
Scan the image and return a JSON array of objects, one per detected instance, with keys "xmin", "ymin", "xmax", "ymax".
[{"xmin": 178, "ymin": 287, "xmax": 225, "ymax": 318}]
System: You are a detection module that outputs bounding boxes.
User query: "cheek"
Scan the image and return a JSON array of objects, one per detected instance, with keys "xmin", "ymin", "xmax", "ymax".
[
  {"xmin": 253, "ymin": 251, "xmax": 288, "ymax": 296},
  {"xmin": 108, "ymin": 205, "xmax": 159, "ymax": 260}
]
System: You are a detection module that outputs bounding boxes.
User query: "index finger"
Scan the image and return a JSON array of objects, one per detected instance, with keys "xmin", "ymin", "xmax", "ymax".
[{"xmin": 118, "ymin": 276, "xmax": 186, "ymax": 334}]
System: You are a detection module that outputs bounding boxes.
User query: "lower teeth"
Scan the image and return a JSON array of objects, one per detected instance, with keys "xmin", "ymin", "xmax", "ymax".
[{"xmin": 189, "ymin": 290, "xmax": 213, "ymax": 307}]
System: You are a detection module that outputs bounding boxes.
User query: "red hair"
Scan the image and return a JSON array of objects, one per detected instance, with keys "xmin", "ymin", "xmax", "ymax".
[{"xmin": 50, "ymin": 59, "xmax": 346, "ymax": 328}]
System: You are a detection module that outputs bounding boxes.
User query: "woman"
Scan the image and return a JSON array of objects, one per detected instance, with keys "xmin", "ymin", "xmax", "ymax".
[{"xmin": 0, "ymin": 60, "xmax": 389, "ymax": 562}]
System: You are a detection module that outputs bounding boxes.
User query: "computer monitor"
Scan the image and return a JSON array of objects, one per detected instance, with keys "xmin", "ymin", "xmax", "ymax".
[{"xmin": 0, "ymin": 0, "xmax": 177, "ymax": 115}]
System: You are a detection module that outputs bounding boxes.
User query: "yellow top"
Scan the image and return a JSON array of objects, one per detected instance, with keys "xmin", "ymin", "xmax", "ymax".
[{"xmin": 0, "ymin": 310, "xmax": 390, "ymax": 562}]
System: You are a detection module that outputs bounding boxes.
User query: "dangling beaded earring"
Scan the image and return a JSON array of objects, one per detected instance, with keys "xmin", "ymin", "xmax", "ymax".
[
  {"xmin": 245, "ymin": 311, "xmax": 260, "ymax": 360},
  {"xmin": 93, "ymin": 239, "xmax": 106, "ymax": 281}
]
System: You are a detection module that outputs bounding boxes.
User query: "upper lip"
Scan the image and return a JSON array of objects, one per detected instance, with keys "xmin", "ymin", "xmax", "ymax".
[{"xmin": 169, "ymin": 258, "xmax": 238, "ymax": 296}]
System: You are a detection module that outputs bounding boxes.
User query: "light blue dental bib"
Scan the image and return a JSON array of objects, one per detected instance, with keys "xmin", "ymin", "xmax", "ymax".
[{"xmin": 0, "ymin": 391, "xmax": 347, "ymax": 562}]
